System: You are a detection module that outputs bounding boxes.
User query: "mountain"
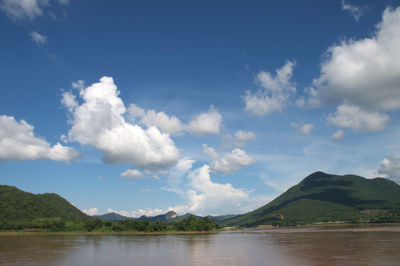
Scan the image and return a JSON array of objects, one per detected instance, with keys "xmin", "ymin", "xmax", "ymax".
[
  {"xmin": 138, "ymin": 211, "xmax": 179, "ymax": 222},
  {"xmin": 0, "ymin": 185, "xmax": 91, "ymax": 225},
  {"xmin": 93, "ymin": 212, "xmax": 134, "ymax": 222},
  {"xmin": 208, "ymin": 214, "xmax": 237, "ymax": 223},
  {"xmin": 222, "ymin": 171, "xmax": 400, "ymax": 227},
  {"xmin": 94, "ymin": 211, "xmax": 203, "ymax": 222}
]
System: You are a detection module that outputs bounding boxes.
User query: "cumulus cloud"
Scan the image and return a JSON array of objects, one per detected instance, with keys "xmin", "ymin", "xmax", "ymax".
[
  {"xmin": 128, "ymin": 104, "xmax": 222, "ymax": 136},
  {"xmin": 341, "ymin": 0, "xmax": 363, "ymax": 22},
  {"xmin": 234, "ymin": 130, "xmax": 255, "ymax": 147},
  {"xmin": 0, "ymin": 115, "xmax": 81, "ymax": 162},
  {"xmin": 331, "ymin": 129, "xmax": 345, "ymax": 141},
  {"xmin": 110, "ymin": 164, "xmax": 270, "ymax": 216},
  {"xmin": 128, "ymin": 104, "xmax": 184, "ymax": 135},
  {"xmin": 30, "ymin": 31, "xmax": 47, "ymax": 46},
  {"xmin": 377, "ymin": 156, "xmax": 400, "ymax": 183},
  {"xmin": 244, "ymin": 61, "xmax": 296, "ymax": 116},
  {"xmin": 120, "ymin": 169, "xmax": 143, "ymax": 179},
  {"xmin": 202, "ymin": 144, "xmax": 255, "ymax": 174},
  {"xmin": 186, "ymin": 105, "xmax": 222, "ymax": 135},
  {"xmin": 312, "ymin": 7, "xmax": 400, "ymax": 112},
  {"xmin": 326, "ymin": 104, "xmax": 389, "ymax": 132},
  {"xmin": 183, "ymin": 164, "xmax": 250, "ymax": 215},
  {"xmin": 82, "ymin": 207, "xmax": 98, "ymax": 216},
  {"xmin": 62, "ymin": 76, "xmax": 180, "ymax": 171}
]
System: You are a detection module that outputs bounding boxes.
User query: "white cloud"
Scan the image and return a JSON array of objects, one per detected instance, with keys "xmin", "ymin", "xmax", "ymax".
[
  {"xmin": 164, "ymin": 157, "xmax": 195, "ymax": 195},
  {"xmin": 83, "ymin": 208, "xmax": 98, "ymax": 216},
  {"xmin": 61, "ymin": 91, "xmax": 77, "ymax": 113},
  {"xmin": 0, "ymin": 0, "xmax": 49, "ymax": 20},
  {"xmin": 0, "ymin": 115, "xmax": 81, "ymax": 162},
  {"xmin": 72, "ymin": 80, "xmax": 85, "ymax": 90},
  {"xmin": 244, "ymin": 61, "xmax": 296, "ymax": 116},
  {"xmin": 203, "ymin": 144, "xmax": 255, "ymax": 174},
  {"xmin": 168, "ymin": 158, "xmax": 194, "ymax": 181},
  {"xmin": 331, "ymin": 129, "xmax": 345, "ymax": 141},
  {"xmin": 141, "ymin": 189, "xmax": 151, "ymax": 193},
  {"xmin": 341, "ymin": 0, "xmax": 363, "ymax": 22},
  {"xmin": 120, "ymin": 169, "xmax": 143, "ymax": 179},
  {"xmin": 106, "ymin": 207, "xmax": 165, "ymax": 218},
  {"xmin": 106, "ymin": 208, "xmax": 131, "ymax": 217},
  {"xmin": 377, "ymin": 156, "xmax": 400, "ymax": 183},
  {"xmin": 291, "ymin": 122, "xmax": 314, "ymax": 135},
  {"xmin": 58, "ymin": 0, "xmax": 68, "ymax": 5},
  {"xmin": 326, "ymin": 104, "xmax": 389, "ymax": 132},
  {"xmin": 183, "ymin": 164, "xmax": 250, "ymax": 215},
  {"xmin": 110, "ymin": 164, "xmax": 270, "ymax": 216},
  {"xmin": 312, "ymin": 7, "xmax": 400, "ymax": 112},
  {"xmin": 295, "ymin": 96, "xmax": 305, "ymax": 108},
  {"xmin": 187, "ymin": 105, "xmax": 222, "ymax": 135},
  {"xmin": 62, "ymin": 76, "xmax": 180, "ymax": 171},
  {"xmin": 29, "ymin": 31, "xmax": 47, "ymax": 46},
  {"xmin": 128, "ymin": 104, "xmax": 184, "ymax": 135},
  {"xmin": 128, "ymin": 104, "xmax": 223, "ymax": 136},
  {"xmin": 300, "ymin": 124, "xmax": 314, "ymax": 135},
  {"xmin": 234, "ymin": 130, "xmax": 255, "ymax": 147}
]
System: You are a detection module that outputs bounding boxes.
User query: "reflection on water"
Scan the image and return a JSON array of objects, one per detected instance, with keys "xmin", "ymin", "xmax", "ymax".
[{"xmin": 1, "ymin": 231, "xmax": 400, "ymax": 265}]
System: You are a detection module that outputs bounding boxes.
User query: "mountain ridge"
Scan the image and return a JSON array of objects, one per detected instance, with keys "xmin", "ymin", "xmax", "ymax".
[{"xmin": 221, "ymin": 171, "xmax": 400, "ymax": 227}]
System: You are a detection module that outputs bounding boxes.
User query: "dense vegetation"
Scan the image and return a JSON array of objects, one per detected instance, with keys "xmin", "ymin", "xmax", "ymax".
[
  {"xmin": 0, "ymin": 185, "xmax": 218, "ymax": 232},
  {"xmin": 97, "ymin": 215, "xmax": 219, "ymax": 232},
  {"xmin": 0, "ymin": 185, "xmax": 91, "ymax": 230},
  {"xmin": 222, "ymin": 171, "xmax": 400, "ymax": 227}
]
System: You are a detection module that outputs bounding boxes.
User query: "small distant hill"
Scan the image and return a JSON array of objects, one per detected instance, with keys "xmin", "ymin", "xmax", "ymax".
[
  {"xmin": 222, "ymin": 171, "xmax": 400, "ymax": 227},
  {"xmin": 0, "ymin": 185, "xmax": 91, "ymax": 225},
  {"xmin": 93, "ymin": 212, "xmax": 134, "ymax": 222}
]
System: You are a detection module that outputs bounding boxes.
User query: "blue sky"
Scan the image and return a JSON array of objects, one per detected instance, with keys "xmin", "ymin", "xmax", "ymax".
[{"xmin": 1, "ymin": 0, "xmax": 400, "ymax": 217}]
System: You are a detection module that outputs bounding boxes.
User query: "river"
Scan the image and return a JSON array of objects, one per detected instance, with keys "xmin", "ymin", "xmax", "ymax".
[{"xmin": 1, "ymin": 228, "xmax": 400, "ymax": 265}]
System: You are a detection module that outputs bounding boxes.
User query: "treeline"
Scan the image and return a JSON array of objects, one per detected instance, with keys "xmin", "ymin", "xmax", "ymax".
[{"xmin": 0, "ymin": 215, "xmax": 219, "ymax": 232}]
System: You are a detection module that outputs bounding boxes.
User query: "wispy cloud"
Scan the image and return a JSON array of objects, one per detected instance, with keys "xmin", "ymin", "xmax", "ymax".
[
  {"xmin": 30, "ymin": 31, "xmax": 47, "ymax": 46},
  {"xmin": 341, "ymin": 0, "xmax": 363, "ymax": 22}
]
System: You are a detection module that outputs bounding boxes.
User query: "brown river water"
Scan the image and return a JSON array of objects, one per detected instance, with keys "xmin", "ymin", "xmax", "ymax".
[{"xmin": 1, "ymin": 227, "xmax": 400, "ymax": 265}]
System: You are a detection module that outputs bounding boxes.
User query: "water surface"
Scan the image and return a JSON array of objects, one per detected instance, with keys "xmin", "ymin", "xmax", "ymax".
[{"xmin": 1, "ymin": 230, "xmax": 399, "ymax": 265}]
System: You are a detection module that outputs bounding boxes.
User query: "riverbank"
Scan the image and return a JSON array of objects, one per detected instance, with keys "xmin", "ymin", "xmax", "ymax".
[
  {"xmin": 231, "ymin": 224, "xmax": 400, "ymax": 234},
  {"xmin": 0, "ymin": 230, "xmax": 220, "ymax": 236}
]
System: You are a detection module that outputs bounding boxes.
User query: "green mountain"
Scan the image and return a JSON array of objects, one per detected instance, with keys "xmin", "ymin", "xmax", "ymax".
[
  {"xmin": 222, "ymin": 171, "xmax": 400, "ymax": 227},
  {"xmin": 93, "ymin": 212, "xmax": 134, "ymax": 222},
  {"xmin": 0, "ymin": 185, "xmax": 91, "ymax": 228},
  {"xmin": 138, "ymin": 211, "xmax": 179, "ymax": 222}
]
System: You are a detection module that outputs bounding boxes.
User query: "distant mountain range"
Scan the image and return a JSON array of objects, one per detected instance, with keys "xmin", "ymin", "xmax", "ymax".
[
  {"xmin": 93, "ymin": 211, "xmax": 183, "ymax": 222},
  {"xmin": 2, "ymin": 171, "xmax": 400, "ymax": 229},
  {"xmin": 94, "ymin": 211, "xmax": 238, "ymax": 223},
  {"xmin": 221, "ymin": 171, "xmax": 400, "ymax": 227}
]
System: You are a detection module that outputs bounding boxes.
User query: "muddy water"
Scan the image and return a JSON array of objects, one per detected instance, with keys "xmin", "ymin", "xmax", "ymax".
[{"xmin": 1, "ymin": 230, "xmax": 399, "ymax": 265}]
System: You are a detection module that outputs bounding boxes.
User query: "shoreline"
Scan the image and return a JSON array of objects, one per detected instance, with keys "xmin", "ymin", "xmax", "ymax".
[
  {"xmin": 230, "ymin": 223, "xmax": 400, "ymax": 234},
  {"xmin": 0, "ymin": 230, "xmax": 220, "ymax": 236},
  {"xmin": 2, "ymin": 223, "xmax": 400, "ymax": 236}
]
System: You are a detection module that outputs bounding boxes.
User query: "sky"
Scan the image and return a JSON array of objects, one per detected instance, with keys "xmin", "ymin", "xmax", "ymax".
[{"xmin": 1, "ymin": 0, "xmax": 400, "ymax": 217}]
